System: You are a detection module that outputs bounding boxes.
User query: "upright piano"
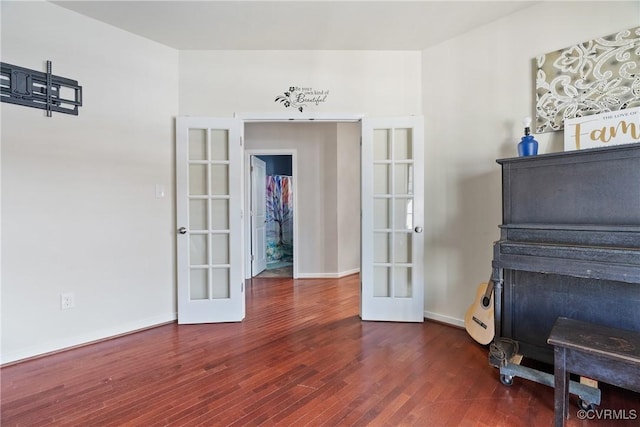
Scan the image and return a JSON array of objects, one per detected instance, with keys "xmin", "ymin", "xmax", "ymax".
[{"xmin": 490, "ymin": 143, "xmax": 640, "ymax": 400}]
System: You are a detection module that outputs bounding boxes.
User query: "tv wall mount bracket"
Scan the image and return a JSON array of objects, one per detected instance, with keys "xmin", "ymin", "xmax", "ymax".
[{"xmin": 1, "ymin": 60, "xmax": 83, "ymax": 117}]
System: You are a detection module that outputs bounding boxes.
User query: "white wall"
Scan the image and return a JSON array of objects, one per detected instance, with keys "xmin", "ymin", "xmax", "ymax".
[
  {"xmin": 421, "ymin": 1, "xmax": 640, "ymax": 326},
  {"xmin": 323, "ymin": 124, "xmax": 340, "ymax": 274},
  {"xmin": 179, "ymin": 50, "xmax": 421, "ymax": 116},
  {"xmin": 181, "ymin": 49, "xmax": 418, "ymax": 277},
  {"xmin": 336, "ymin": 123, "xmax": 361, "ymax": 275},
  {"xmin": 245, "ymin": 122, "xmax": 359, "ymax": 277},
  {"xmin": 2, "ymin": 6, "xmax": 418, "ymax": 364},
  {"xmin": 1, "ymin": 1, "xmax": 179, "ymax": 363},
  {"xmin": 5, "ymin": 1, "xmax": 635, "ymax": 363}
]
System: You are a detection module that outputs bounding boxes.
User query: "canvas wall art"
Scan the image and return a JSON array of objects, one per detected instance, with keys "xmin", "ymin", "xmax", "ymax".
[{"xmin": 535, "ymin": 26, "xmax": 640, "ymax": 133}]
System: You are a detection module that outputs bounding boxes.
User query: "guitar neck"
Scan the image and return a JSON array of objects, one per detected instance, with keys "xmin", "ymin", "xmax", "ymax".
[{"xmin": 481, "ymin": 279, "xmax": 494, "ymax": 308}]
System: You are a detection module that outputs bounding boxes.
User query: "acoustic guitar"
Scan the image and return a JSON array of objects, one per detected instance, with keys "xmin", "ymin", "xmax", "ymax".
[{"xmin": 464, "ymin": 280, "xmax": 495, "ymax": 345}]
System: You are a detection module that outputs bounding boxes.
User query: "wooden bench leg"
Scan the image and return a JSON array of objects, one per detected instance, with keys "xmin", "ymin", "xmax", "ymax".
[{"xmin": 554, "ymin": 346, "xmax": 569, "ymax": 427}]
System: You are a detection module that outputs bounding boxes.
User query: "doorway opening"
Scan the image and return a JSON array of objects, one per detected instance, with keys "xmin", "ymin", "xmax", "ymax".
[
  {"xmin": 250, "ymin": 154, "xmax": 294, "ymax": 278},
  {"xmin": 177, "ymin": 114, "xmax": 424, "ymax": 324},
  {"xmin": 242, "ymin": 120, "xmax": 362, "ymax": 281}
]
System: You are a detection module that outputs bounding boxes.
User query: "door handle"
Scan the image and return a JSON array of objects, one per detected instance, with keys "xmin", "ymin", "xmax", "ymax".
[
  {"xmin": 414, "ymin": 226, "xmax": 423, "ymax": 233},
  {"xmin": 178, "ymin": 227, "xmax": 187, "ymax": 235}
]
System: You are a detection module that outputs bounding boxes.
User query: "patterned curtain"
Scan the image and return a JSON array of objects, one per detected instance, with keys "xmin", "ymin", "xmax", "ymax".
[{"xmin": 265, "ymin": 175, "xmax": 293, "ymax": 263}]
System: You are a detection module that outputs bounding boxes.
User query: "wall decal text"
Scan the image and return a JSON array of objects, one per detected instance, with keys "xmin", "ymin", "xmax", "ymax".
[{"xmin": 275, "ymin": 86, "xmax": 329, "ymax": 112}]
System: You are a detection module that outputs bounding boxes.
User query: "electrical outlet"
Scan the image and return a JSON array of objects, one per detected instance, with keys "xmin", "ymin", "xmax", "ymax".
[{"xmin": 60, "ymin": 292, "xmax": 75, "ymax": 310}]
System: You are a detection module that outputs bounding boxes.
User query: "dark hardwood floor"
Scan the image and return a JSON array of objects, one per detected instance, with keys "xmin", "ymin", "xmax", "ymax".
[{"xmin": 2, "ymin": 274, "xmax": 638, "ymax": 426}]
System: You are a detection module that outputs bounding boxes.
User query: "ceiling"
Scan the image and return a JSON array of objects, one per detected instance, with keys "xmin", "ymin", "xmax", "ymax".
[{"xmin": 51, "ymin": 0, "xmax": 539, "ymax": 50}]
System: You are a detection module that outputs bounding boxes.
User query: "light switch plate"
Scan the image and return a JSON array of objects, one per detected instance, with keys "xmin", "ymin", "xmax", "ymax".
[{"xmin": 155, "ymin": 184, "xmax": 165, "ymax": 199}]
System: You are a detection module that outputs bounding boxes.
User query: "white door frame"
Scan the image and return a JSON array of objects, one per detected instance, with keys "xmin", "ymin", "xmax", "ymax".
[
  {"xmin": 244, "ymin": 149, "xmax": 298, "ymax": 279},
  {"xmin": 239, "ymin": 113, "xmax": 363, "ymax": 281},
  {"xmin": 236, "ymin": 113, "xmax": 364, "ymax": 123}
]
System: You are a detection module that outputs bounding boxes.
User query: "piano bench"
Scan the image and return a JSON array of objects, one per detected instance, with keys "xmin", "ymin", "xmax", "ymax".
[{"xmin": 547, "ymin": 317, "xmax": 640, "ymax": 427}]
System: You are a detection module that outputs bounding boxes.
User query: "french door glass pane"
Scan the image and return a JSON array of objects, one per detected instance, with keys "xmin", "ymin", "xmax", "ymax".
[
  {"xmin": 370, "ymin": 123, "xmax": 417, "ymax": 302},
  {"xmin": 394, "ymin": 267, "xmax": 412, "ymax": 298},
  {"xmin": 190, "ymin": 269, "xmax": 208, "ymax": 300},
  {"xmin": 211, "ymin": 268, "xmax": 230, "ymax": 299},
  {"xmin": 210, "ymin": 130, "xmax": 229, "ymax": 161},
  {"xmin": 394, "ymin": 164, "xmax": 413, "ymax": 195},
  {"xmin": 211, "ymin": 233, "xmax": 229, "ymax": 264},
  {"xmin": 189, "ymin": 164, "xmax": 207, "ymax": 195},
  {"xmin": 189, "ymin": 129, "xmax": 206, "ymax": 161},
  {"xmin": 373, "ymin": 129, "xmax": 390, "ymax": 160},
  {"xmin": 211, "ymin": 165, "xmax": 229, "ymax": 195},
  {"xmin": 394, "ymin": 199, "xmax": 413, "ymax": 230},
  {"xmin": 211, "ymin": 199, "xmax": 229, "ymax": 230},
  {"xmin": 373, "ymin": 164, "xmax": 389, "ymax": 194},
  {"xmin": 373, "ymin": 198, "xmax": 389, "ymax": 229},
  {"xmin": 394, "ymin": 232, "xmax": 412, "ymax": 263},
  {"xmin": 373, "ymin": 267, "xmax": 390, "ymax": 297},
  {"xmin": 189, "ymin": 199, "xmax": 207, "ymax": 230},
  {"xmin": 393, "ymin": 128, "xmax": 412, "ymax": 160},
  {"xmin": 186, "ymin": 125, "xmax": 233, "ymax": 303},
  {"xmin": 190, "ymin": 234, "xmax": 207, "ymax": 265},
  {"xmin": 374, "ymin": 232, "xmax": 390, "ymax": 263}
]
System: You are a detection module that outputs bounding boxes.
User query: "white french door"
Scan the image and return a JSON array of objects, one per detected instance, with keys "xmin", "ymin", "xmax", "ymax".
[
  {"xmin": 361, "ymin": 116, "xmax": 425, "ymax": 322},
  {"xmin": 176, "ymin": 117, "xmax": 244, "ymax": 324},
  {"xmin": 250, "ymin": 156, "xmax": 267, "ymax": 276}
]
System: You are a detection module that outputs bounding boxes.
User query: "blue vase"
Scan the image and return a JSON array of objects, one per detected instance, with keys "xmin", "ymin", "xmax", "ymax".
[{"xmin": 518, "ymin": 135, "xmax": 538, "ymax": 156}]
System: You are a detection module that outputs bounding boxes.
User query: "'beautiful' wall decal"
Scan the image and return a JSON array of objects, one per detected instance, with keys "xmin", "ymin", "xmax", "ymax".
[{"xmin": 275, "ymin": 86, "xmax": 329, "ymax": 112}]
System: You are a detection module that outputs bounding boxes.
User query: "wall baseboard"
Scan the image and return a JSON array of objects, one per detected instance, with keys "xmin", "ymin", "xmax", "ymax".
[
  {"xmin": 296, "ymin": 268, "xmax": 359, "ymax": 279},
  {"xmin": 3, "ymin": 302, "xmax": 463, "ymax": 365},
  {"xmin": 1, "ymin": 313, "xmax": 177, "ymax": 366},
  {"xmin": 424, "ymin": 311, "xmax": 464, "ymax": 329},
  {"xmin": 338, "ymin": 268, "xmax": 360, "ymax": 278}
]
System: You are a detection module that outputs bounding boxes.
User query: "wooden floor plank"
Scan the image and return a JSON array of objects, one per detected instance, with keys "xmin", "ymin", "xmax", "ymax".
[{"xmin": 2, "ymin": 275, "xmax": 638, "ymax": 426}]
